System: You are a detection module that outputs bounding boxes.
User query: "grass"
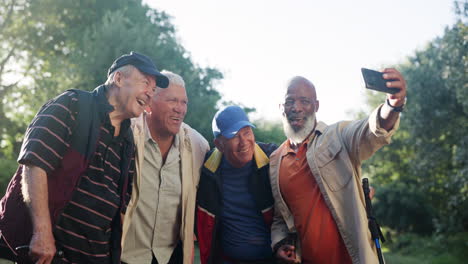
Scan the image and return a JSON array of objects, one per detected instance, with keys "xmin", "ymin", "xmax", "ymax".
[
  {"xmin": 381, "ymin": 232, "xmax": 467, "ymax": 264},
  {"xmin": 384, "ymin": 252, "xmax": 422, "ymax": 264},
  {"xmin": 2, "ymin": 234, "xmax": 464, "ymax": 264},
  {"xmin": 384, "ymin": 252, "xmax": 462, "ymax": 264}
]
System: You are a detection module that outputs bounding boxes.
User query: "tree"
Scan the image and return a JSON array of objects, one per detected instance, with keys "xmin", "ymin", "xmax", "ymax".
[
  {"xmin": 0, "ymin": 0, "xmax": 34, "ymax": 159},
  {"xmin": 0, "ymin": 0, "xmax": 223, "ymax": 158},
  {"xmin": 252, "ymin": 119, "xmax": 286, "ymax": 146},
  {"xmin": 0, "ymin": 0, "xmax": 224, "ymax": 194},
  {"xmin": 360, "ymin": 20, "xmax": 468, "ymax": 234}
]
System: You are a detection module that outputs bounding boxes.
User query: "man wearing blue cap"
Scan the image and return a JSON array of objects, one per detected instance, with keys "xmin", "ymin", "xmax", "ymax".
[
  {"xmin": 0, "ymin": 51, "xmax": 168, "ymax": 264},
  {"xmin": 196, "ymin": 106, "xmax": 277, "ymax": 264}
]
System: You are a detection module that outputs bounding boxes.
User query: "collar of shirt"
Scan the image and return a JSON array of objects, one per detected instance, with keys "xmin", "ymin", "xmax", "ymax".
[
  {"xmin": 282, "ymin": 130, "xmax": 320, "ymax": 157},
  {"xmin": 94, "ymin": 84, "xmax": 115, "ymax": 116},
  {"xmin": 94, "ymin": 84, "xmax": 132, "ymax": 141},
  {"xmin": 98, "ymin": 99, "xmax": 131, "ymax": 141}
]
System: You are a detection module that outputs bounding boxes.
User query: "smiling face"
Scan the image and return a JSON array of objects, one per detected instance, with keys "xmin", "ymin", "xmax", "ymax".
[
  {"xmin": 215, "ymin": 126, "xmax": 255, "ymax": 168},
  {"xmin": 281, "ymin": 77, "xmax": 319, "ymax": 143},
  {"xmin": 114, "ymin": 66, "xmax": 156, "ymax": 119},
  {"xmin": 147, "ymin": 83, "xmax": 188, "ymax": 137}
]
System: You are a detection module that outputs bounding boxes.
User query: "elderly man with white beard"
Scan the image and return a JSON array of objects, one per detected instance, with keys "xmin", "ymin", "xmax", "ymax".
[{"xmin": 269, "ymin": 69, "xmax": 407, "ymax": 264}]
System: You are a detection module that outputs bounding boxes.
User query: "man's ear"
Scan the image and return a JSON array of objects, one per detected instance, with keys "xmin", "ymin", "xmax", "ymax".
[
  {"xmin": 315, "ymin": 100, "xmax": 320, "ymax": 112},
  {"xmin": 214, "ymin": 137, "xmax": 224, "ymax": 153},
  {"xmin": 113, "ymin": 71, "xmax": 123, "ymax": 87}
]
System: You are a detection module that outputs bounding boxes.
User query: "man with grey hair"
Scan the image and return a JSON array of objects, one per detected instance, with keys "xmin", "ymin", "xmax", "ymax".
[
  {"xmin": 0, "ymin": 51, "xmax": 168, "ymax": 264},
  {"xmin": 121, "ymin": 70, "xmax": 209, "ymax": 264},
  {"xmin": 271, "ymin": 69, "xmax": 407, "ymax": 264}
]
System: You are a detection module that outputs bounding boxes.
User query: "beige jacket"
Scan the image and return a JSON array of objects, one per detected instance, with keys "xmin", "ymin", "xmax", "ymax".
[
  {"xmin": 122, "ymin": 115, "xmax": 209, "ymax": 264},
  {"xmin": 270, "ymin": 105, "xmax": 399, "ymax": 264}
]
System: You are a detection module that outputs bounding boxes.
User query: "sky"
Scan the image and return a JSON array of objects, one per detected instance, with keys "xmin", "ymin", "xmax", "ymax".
[{"xmin": 144, "ymin": 0, "xmax": 457, "ymax": 124}]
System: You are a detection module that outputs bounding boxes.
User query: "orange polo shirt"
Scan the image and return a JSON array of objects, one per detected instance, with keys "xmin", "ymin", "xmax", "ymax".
[{"xmin": 279, "ymin": 139, "xmax": 352, "ymax": 264}]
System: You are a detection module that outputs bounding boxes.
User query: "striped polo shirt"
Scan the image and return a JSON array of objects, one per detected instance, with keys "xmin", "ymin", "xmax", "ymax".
[{"xmin": 17, "ymin": 90, "xmax": 134, "ymax": 263}]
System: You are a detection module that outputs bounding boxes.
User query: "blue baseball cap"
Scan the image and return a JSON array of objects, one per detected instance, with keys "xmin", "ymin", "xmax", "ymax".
[
  {"xmin": 107, "ymin": 51, "xmax": 169, "ymax": 88},
  {"xmin": 212, "ymin": 106, "xmax": 255, "ymax": 139}
]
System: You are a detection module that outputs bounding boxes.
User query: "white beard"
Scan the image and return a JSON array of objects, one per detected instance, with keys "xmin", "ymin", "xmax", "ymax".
[{"xmin": 282, "ymin": 112, "xmax": 316, "ymax": 145}]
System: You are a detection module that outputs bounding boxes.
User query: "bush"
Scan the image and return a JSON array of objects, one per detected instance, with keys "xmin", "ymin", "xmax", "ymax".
[
  {"xmin": 0, "ymin": 158, "xmax": 18, "ymax": 195},
  {"xmin": 384, "ymin": 253, "xmax": 421, "ymax": 264},
  {"xmin": 384, "ymin": 232, "xmax": 468, "ymax": 263},
  {"xmin": 374, "ymin": 181, "xmax": 435, "ymax": 234}
]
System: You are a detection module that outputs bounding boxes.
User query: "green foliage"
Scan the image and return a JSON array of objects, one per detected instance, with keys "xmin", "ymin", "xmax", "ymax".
[
  {"xmin": 384, "ymin": 253, "xmax": 421, "ymax": 264},
  {"xmin": 385, "ymin": 251, "xmax": 461, "ymax": 264},
  {"xmin": 373, "ymin": 182, "xmax": 434, "ymax": 234},
  {"xmin": 0, "ymin": 158, "xmax": 17, "ymax": 195},
  {"xmin": 0, "ymin": 0, "xmax": 223, "ymax": 159},
  {"xmin": 384, "ymin": 232, "xmax": 468, "ymax": 264},
  {"xmin": 361, "ymin": 20, "xmax": 468, "ymax": 234},
  {"xmin": 252, "ymin": 119, "xmax": 286, "ymax": 146}
]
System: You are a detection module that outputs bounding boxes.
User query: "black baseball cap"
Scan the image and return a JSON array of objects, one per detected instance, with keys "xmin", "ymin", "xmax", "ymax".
[{"xmin": 107, "ymin": 51, "xmax": 169, "ymax": 88}]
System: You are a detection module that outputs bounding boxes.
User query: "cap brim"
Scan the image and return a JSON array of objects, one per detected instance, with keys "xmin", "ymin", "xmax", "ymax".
[
  {"xmin": 222, "ymin": 121, "xmax": 255, "ymax": 139},
  {"xmin": 155, "ymin": 73, "xmax": 169, "ymax": 88},
  {"xmin": 138, "ymin": 67, "xmax": 169, "ymax": 88}
]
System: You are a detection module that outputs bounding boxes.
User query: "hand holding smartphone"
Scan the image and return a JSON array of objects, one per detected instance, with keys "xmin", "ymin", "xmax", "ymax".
[{"xmin": 361, "ymin": 68, "xmax": 400, "ymax": 94}]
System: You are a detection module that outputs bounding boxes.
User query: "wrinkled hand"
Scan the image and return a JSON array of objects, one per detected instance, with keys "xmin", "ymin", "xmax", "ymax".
[
  {"xmin": 276, "ymin": 244, "xmax": 300, "ymax": 264},
  {"xmin": 29, "ymin": 231, "xmax": 56, "ymax": 264},
  {"xmin": 383, "ymin": 68, "xmax": 407, "ymax": 107}
]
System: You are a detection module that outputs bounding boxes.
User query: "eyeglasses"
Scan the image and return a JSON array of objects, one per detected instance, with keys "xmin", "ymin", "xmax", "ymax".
[{"xmin": 283, "ymin": 98, "xmax": 314, "ymax": 108}]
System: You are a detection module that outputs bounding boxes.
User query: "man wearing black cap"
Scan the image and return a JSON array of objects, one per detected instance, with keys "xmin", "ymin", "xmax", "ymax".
[
  {"xmin": 0, "ymin": 51, "xmax": 168, "ymax": 264},
  {"xmin": 196, "ymin": 106, "xmax": 277, "ymax": 264}
]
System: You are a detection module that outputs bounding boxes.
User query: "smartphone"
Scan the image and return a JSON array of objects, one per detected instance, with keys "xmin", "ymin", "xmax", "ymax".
[{"xmin": 361, "ymin": 68, "xmax": 400, "ymax": 94}]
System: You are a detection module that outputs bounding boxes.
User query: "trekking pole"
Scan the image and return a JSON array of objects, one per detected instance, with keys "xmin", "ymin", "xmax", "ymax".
[{"xmin": 362, "ymin": 178, "xmax": 385, "ymax": 264}]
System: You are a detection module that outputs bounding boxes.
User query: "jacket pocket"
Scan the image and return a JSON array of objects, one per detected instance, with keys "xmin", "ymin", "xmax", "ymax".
[{"xmin": 316, "ymin": 140, "xmax": 352, "ymax": 191}]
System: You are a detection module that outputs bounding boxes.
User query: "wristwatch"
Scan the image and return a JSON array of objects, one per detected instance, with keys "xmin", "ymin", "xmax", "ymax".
[{"xmin": 386, "ymin": 98, "xmax": 405, "ymax": 112}]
